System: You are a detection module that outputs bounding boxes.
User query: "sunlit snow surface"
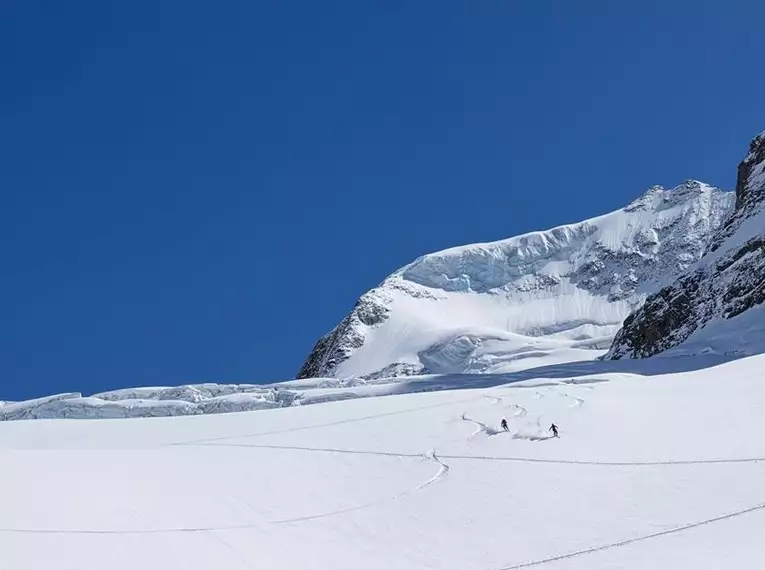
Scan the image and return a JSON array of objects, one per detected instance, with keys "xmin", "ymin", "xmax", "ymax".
[
  {"xmin": 1, "ymin": 354, "xmax": 764, "ymax": 569},
  {"xmin": 313, "ymin": 182, "xmax": 734, "ymax": 380}
]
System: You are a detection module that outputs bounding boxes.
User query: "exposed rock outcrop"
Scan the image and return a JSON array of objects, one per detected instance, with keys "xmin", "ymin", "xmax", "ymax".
[{"xmin": 607, "ymin": 132, "xmax": 765, "ymax": 359}]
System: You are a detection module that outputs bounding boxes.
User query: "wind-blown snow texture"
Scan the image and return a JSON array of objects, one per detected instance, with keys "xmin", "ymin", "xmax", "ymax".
[
  {"xmin": 300, "ymin": 182, "xmax": 733, "ymax": 380},
  {"xmin": 608, "ymin": 131, "xmax": 765, "ymax": 359}
]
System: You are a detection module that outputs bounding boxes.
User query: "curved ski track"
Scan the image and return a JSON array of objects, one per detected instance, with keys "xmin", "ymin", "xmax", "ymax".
[
  {"xmin": 0, "ymin": 451, "xmax": 450, "ymax": 534},
  {"xmin": 460, "ymin": 412, "xmax": 503, "ymax": 437},
  {"xmin": 271, "ymin": 450, "xmax": 449, "ymax": 524}
]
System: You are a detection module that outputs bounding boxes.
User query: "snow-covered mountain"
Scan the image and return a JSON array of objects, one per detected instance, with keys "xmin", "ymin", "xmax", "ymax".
[
  {"xmin": 7, "ymin": 136, "xmax": 763, "ymax": 422},
  {"xmin": 608, "ymin": 131, "xmax": 765, "ymax": 359},
  {"xmin": 299, "ymin": 182, "xmax": 733, "ymax": 381},
  {"xmin": 4, "ymin": 134, "xmax": 765, "ymax": 569}
]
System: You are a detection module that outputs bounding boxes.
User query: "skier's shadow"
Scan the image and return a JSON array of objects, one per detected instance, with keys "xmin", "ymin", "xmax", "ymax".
[{"xmin": 511, "ymin": 432, "xmax": 556, "ymax": 442}]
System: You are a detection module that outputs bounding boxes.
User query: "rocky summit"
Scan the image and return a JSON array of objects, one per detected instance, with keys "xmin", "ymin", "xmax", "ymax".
[{"xmin": 607, "ymin": 131, "xmax": 765, "ymax": 360}]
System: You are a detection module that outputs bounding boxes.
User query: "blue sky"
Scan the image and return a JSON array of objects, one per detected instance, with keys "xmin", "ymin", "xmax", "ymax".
[{"xmin": 1, "ymin": 1, "xmax": 762, "ymax": 400}]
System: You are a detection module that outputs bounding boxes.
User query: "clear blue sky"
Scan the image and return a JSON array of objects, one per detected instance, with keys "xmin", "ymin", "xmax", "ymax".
[{"xmin": 1, "ymin": 1, "xmax": 762, "ymax": 400}]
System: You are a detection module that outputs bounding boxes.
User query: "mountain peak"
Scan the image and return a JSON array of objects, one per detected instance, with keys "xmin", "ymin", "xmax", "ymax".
[
  {"xmin": 299, "ymin": 182, "xmax": 733, "ymax": 380},
  {"xmin": 737, "ymin": 130, "xmax": 765, "ymax": 208},
  {"xmin": 625, "ymin": 180, "xmax": 717, "ymax": 213},
  {"xmin": 607, "ymin": 129, "xmax": 765, "ymax": 360},
  {"xmin": 745, "ymin": 130, "xmax": 765, "ymax": 160}
]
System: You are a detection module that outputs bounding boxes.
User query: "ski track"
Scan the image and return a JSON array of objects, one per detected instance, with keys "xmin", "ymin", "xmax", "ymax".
[
  {"xmin": 563, "ymin": 393, "xmax": 584, "ymax": 408},
  {"xmin": 460, "ymin": 413, "xmax": 503, "ymax": 437},
  {"xmin": 171, "ymin": 382, "xmax": 582, "ymax": 447},
  {"xmin": 180, "ymin": 442, "xmax": 765, "ymax": 467},
  {"xmin": 171, "ymin": 395, "xmax": 484, "ymax": 446},
  {"xmin": 6, "ymin": 377, "xmax": 762, "ymax": 562},
  {"xmin": 483, "ymin": 393, "xmax": 527, "ymax": 419},
  {"xmin": 532, "ymin": 388, "xmax": 581, "ymax": 405},
  {"xmin": 498, "ymin": 499, "xmax": 765, "ymax": 569},
  {"xmin": 271, "ymin": 450, "xmax": 448, "ymax": 525},
  {"xmin": 0, "ymin": 450, "xmax": 450, "ymax": 534}
]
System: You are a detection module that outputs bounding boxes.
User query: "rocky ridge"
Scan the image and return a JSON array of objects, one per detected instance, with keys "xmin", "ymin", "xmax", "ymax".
[{"xmin": 607, "ymin": 132, "xmax": 765, "ymax": 359}]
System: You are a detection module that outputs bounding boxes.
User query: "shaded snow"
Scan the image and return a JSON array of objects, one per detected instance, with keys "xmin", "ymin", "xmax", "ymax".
[{"xmin": 666, "ymin": 303, "xmax": 765, "ymax": 358}]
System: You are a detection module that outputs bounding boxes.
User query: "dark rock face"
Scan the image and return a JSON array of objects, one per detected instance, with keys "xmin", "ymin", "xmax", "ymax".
[
  {"xmin": 709, "ymin": 133, "xmax": 765, "ymax": 253},
  {"xmin": 608, "ymin": 132, "xmax": 765, "ymax": 359},
  {"xmin": 363, "ymin": 362, "xmax": 424, "ymax": 381},
  {"xmin": 297, "ymin": 289, "xmax": 391, "ymax": 379}
]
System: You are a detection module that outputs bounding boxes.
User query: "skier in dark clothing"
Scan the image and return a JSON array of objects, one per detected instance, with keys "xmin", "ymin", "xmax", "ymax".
[
  {"xmin": 500, "ymin": 418, "xmax": 509, "ymax": 431},
  {"xmin": 549, "ymin": 423, "xmax": 559, "ymax": 438}
]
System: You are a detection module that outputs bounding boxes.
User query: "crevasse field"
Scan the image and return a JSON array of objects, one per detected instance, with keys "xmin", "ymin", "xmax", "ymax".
[{"xmin": 2, "ymin": 353, "xmax": 763, "ymax": 569}]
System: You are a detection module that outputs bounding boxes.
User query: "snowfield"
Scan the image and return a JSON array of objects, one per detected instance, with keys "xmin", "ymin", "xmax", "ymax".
[{"xmin": 2, "ymin": 354, "xmax": 764, "ymax": 569}]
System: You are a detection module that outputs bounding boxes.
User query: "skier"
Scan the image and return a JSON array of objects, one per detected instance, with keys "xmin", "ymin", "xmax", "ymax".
[
  {"xmin": 549, "ymin": 423, "xmax": 559, "ymax": 438},
  {"xmin": 500, "ymin": 418, "xmax": 509, "ymax": 431}
]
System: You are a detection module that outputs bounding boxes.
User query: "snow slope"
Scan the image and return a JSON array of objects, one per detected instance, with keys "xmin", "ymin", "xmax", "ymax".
[
  {"xmin": 299, "ymin": 182, "xmax": 733, "ymax": 380},
  {"xmin": 1, "ymin": 353, "xmax": 764, "ymax": 569}
]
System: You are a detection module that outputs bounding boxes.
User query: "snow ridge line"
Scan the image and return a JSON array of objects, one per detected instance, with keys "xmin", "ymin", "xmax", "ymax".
[
  {"xmin": 170, "ymin": 395, "xmax": 484, "ymax": 446},
  {"xmin": 181, "ymin": 442, "xmax": 765, "ymax": 466},
  {"xmin": 498, "ymin": 500, "xmax": 765, "ymax": 569}
]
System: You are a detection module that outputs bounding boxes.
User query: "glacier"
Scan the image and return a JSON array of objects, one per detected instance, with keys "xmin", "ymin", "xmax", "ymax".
[
  {"xmin": 0, "ymin": 384, "xmax": 299, "ymax": 420},
  {"xmin": 299, "ymin": 181, "xmax": 734, "ymax": 380}
]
